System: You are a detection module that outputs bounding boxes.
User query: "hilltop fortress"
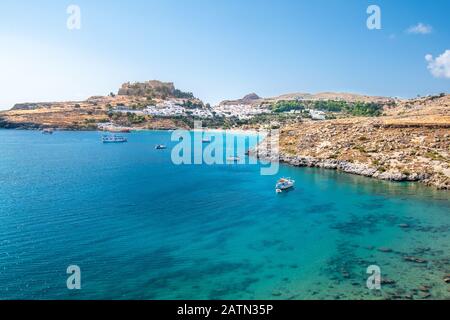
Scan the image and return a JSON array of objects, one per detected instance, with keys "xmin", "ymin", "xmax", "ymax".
[{"xmin": 118, "ymin": 81, "xmax": 176, "ymax": 98}]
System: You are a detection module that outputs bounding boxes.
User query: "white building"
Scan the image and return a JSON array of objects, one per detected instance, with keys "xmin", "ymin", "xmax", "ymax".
[
  {"xmin": 213, "ymin": 104, "xmax": 271, "ymax": 120},
  {"xmin": 112, "ymin": 106, "xmax": 145, "ymax": 115},
  {"xmin": 309, "ymin": 110, "xmax": 326, "ymax": 120},
  {"xmin": 143, "ymin": 101, "xmax": 213, "ymax": 119}
]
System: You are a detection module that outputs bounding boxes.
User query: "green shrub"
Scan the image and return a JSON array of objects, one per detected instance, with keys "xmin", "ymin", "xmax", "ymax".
[{"xmin": 270, "ymin": 101, "xmax": 304, "ymax": 113}]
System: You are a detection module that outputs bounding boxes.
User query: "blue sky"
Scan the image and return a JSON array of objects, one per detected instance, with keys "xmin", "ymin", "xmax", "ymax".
[{"xmin": 0, "ymin": 0, "xmax": 448, "ymax": 109}]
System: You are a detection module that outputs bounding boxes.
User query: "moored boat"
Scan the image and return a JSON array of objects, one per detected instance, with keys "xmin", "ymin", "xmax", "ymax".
[
  {"xmin": 102, "ymin": 135, "xmax": 127, "ymax": 143},
  {"xmin": 275, "ymin": 177, "xmax": 295, "ymax": 193}
]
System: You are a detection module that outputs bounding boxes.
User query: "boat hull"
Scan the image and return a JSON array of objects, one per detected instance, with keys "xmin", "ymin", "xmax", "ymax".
[{"xmin": 103, "ymin": 140, "xmax": 127, "ymax": 143}]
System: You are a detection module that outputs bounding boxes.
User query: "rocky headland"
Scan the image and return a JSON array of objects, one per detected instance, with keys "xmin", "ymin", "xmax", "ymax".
[
  {"xmin": 0, "ymin": 80, "xmax": 201, "ymax": 131},
  {"xmin": 252, "ymin": 95, "xmax": 449, "ymax": 189}
]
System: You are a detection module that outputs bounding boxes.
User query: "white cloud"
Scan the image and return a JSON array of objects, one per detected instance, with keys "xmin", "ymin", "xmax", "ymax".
[
  {"xmin": 425, "ymin": 50, "xmax": 450, "ymax": 79},
  {"xmin": 407, "ymin": 23, "xmax": 433, "ymax": 35}
]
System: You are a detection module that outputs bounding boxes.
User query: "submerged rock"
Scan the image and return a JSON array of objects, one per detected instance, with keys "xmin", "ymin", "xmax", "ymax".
[
  {"xmin": 418, "ymin": 285, "xmax": 430, "ymax": 292},
  {"xmin": 404, "ymin": 256, "xmax": 428, "ymax": 264},
  {"xmin": 381, "ymin": 278, "xmax": 396, "ymax": 285},
  {"xmin": 444, "ymin": 274, "xmax": 450, "ymax": 284},
  {"xmin": 271, "ymin": 290, "xmax": 282, "ymax": 297},
  {"xmin": 418, "ymin": 292, "xmax": 431, "ymax": 299}
]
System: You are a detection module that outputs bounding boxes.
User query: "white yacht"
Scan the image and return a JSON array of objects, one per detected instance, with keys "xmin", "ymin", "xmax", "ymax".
[
  {"xmin": 275, "ymin": 178, "xmax": 295, "ymax": 193},
  {"xmin": 102, "ymin": 135, "xmax": 128, "ymax": 143}
]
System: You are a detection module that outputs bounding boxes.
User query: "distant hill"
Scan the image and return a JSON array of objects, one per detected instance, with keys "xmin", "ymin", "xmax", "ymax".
[
  {"xmin": 220, "ymin": 91, "xmax": 395, "ymax": 106},
  {"xmin": 220, "ymin": 93, "xmax": 263, "ymax": 106},
  {"xmin": 271, "ymin": 92, "xmax": 395, "ymax": 103},
  {"xmin": 11, "ymin": 101, "xmax": 80, "ymax": 111},
  {"xmin": 241, "ymin": 93, "xmax": 261, "ymax": 102}
]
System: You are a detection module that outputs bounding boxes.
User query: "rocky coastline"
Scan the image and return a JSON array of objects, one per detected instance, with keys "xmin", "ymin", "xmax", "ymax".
[{"xmin": 251, "ymin": 145, "xmax": 449, "ymax": 190}]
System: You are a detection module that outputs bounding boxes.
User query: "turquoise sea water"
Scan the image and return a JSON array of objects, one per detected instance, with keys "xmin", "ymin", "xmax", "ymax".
[{"xmin": 0, "ymin": 130, "xmax": 449, "ymax": 300}]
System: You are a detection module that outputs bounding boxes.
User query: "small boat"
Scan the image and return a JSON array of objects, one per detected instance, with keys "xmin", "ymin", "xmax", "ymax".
[
  {"xmin": 202, "ymin": 138, "xmax": 211, "ymax": 143},
  {"xmin": 42, "ymin": 128, "xmax": 54, "ymax": 134},
  {"xmin": 155, "ymin": 144, "xmax": 167, "ymax": 150},
  {"xmin": 102, "ymin": 135, "xmax": 127, "ymax": 143},
  {"xmin": 275, "ymin": 177, "xmax": 295, "ymax": 193},
  {"xmin": 226, "ymin": 156, "xmax": 241, "ymax": 162}
]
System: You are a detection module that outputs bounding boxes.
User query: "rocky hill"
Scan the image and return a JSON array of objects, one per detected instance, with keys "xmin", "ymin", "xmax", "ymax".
[
  {"xmin": 382, "ymin": 93, "xmax": 449, "ymax": 127},
  {"xmin": 11, "ymin": 102, "xmax": 63, "ymax": 111},
  {"xmin": 252, "ymin": 94, "xmax": 450, "ymax": 189},
  {"xmin": 220, "ymin": 93, "xmax": 262, "ymax": 106}
]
